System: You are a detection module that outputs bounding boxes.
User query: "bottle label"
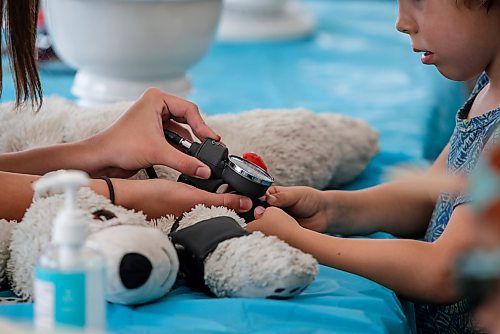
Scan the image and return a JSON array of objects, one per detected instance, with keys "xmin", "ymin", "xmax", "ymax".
[
  {"xmin": 34, "ymin": 267, "xmax": 106, "ymax": 330},
  {"xmin": 35, "ymin": 269, "xmax": 85, "ymax": 328}
]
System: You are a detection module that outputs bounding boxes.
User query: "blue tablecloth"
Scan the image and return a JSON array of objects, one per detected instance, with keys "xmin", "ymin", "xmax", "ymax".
[
  {"xmin": 0, "ymin": 0, "xmax": 466, "ymax": 333},
  {"xmin": 1, "ymin": 267, "xmax": 413, "ymax": 334}
]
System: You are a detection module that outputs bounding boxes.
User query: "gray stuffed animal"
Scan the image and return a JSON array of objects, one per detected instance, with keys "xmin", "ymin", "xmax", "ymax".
[{"xmin": 0, "ymin": 98, "xmax": 379, "ymax": 188}]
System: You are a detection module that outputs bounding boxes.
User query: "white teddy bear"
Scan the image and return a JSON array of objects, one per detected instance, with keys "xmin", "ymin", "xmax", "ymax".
[
  {"xmin": 0, "ymin": 97, "xmax": 379, "ymax": 305},
  {"xmin": 0, "ymin": 171, "xmax": 318, "ymax": 305}
]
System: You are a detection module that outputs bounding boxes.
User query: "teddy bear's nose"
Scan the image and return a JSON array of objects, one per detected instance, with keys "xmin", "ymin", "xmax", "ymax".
[{"xmin": 119, "ymin": 253, "xmax": 153, "ymax": 289}]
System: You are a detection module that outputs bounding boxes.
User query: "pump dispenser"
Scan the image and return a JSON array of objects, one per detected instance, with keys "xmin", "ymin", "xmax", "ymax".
[{"xmin": 33, "ymin": 170, "xmax": 106, "ymax": 332}]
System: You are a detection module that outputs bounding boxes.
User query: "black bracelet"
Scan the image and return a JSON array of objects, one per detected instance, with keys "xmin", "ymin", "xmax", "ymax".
[{"xmin": 97, "ymin": 176, "xmax": 115, "ymax": 204}]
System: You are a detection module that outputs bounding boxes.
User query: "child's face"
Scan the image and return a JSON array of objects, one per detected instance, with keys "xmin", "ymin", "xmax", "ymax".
[{"xmin": 396, "ymin": 0, "xmax": 499, "ymax": 81}]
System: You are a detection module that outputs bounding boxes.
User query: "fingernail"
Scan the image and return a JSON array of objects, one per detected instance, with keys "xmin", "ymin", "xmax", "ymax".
[
  {"xmin": 195, "ymin": 167, "xmax": 211, "ymax": 179},
  {"xmin": 267, "ymin": 195, "xmax": 277, "ymax": 204},
  {"xmin": 240, "ymin": 198, "xmax": 252, "ymax": 211},
  {"xmin": 255, "ymin": 206, "xmax": 265, "ymax": 216}
]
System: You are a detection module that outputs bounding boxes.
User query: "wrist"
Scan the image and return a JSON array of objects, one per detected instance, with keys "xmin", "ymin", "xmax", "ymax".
[
  {"xmin": 288, "ymin": 225, "xmax": 307, "ymax": 245},
  {"xmin": 90, "ymin": 177, "xmax": 133, "ymax": 208},
  {"xmin": 75, "ymin": 135, "xmax": 108, "ymax": 175},
  {"xmin": 89, "ymin": 178, "xmax": 110, "ymax": 198},
  {"xmin": 322, "ymin": 190, "xmax": 342, "ymax": 231},
  {"xmin": 95, "ymin": 176, "xmax": 115, "ymax": 204},
  {"xmin": 108, "ymin": 178, "xmax": 157, "ymax": 216},
  {"xmin": 107, "ymin": 178, "xmax": 135, "ymax": 209}
]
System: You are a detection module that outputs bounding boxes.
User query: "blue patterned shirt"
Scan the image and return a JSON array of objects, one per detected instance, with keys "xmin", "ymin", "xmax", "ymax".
[{"xmin": 415, "ymin": 73, "xmax": 500, "ymax": 333}]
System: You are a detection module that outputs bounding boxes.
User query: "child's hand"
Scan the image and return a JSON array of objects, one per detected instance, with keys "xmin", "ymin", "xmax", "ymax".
[
  {"xmin": 246, "ymin": 206, "xmax": 303, "ymax": 244},
  {"xmin": 265, "ymin": 186, "xmax": 331, "ymax": 233},
  {"xmin": 87, "ymin": 88, "xmax": 219, "ymax": 179}
]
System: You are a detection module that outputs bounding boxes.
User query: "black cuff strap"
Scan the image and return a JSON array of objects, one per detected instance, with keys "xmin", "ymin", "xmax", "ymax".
[{"xmin": 169, "ymin": 216, "xmax": 249, "ymax": 291}]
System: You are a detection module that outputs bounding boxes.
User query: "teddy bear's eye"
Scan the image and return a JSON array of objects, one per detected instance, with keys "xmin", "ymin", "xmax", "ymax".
[{"xmin": 92, "ymin": 209, "xmax": 117, "ymax": 221}]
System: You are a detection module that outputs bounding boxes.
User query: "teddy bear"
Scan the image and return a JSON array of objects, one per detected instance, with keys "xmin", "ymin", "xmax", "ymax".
[
  {"xmin": 0, "ymin": 170, "xmax": 318, "ymax": 305},
  {"xmin": 0, "ymin": 97, "xmax": 379, "ymax": 189},
  {"xmin": 0, "ymin": 97, "xmax": 379, "ymax": 305}
]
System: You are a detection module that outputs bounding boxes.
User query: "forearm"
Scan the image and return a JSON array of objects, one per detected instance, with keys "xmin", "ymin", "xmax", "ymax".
[
  {"xmin": 291, "ymin": 229, "xmax": 460, "ymax": 304},
  {"xmin": 107, "ymin": 178, "xmax": 196, "ymax": 219},
  {"xmin": 325, "ymin": 182, "xmax": 435, "ymax": 237},
  {"xmin": 0, "ymin": 172, "xmax": 39, "ymax": 221},
  {"xmin": 0, "ymin": 171, "xmax": 110, "ymax": 221},
  {"xmin": 0, "ymin": 137, "xmax": 103, "ymax": 176}
]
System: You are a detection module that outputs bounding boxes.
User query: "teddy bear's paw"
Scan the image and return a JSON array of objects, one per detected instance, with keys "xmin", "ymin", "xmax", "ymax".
[
  {"xmin": 204, "ymin": 232, "xmax": 318, "ymax": 298},
  {"xmin": 88, "ymin": 225, "xmax": 179, "ymax": 305}
]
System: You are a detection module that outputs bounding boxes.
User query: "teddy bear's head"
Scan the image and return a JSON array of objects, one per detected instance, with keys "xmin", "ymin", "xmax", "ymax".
[
  {"xmin": 89, "ymin": 224, "xmax": 178, "ymax": 305},
  {"xmin": 5, "ymin": 186, "xmax": 179, "ymax": 305}
]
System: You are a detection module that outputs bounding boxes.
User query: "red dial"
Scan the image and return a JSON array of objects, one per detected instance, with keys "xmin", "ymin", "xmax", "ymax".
[{"xmin": 242, "ymin": 152, "xmax": 268, "ymax": 171}]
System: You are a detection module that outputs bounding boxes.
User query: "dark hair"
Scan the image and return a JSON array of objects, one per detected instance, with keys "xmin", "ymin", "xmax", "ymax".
[{"xmin": 0, "ymin": 0, "xmax": 42, "ymax": 108}]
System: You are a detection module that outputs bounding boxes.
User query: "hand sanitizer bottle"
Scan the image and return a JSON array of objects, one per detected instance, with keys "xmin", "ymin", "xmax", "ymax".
[{"xmin": 33, "ymin": 170, "xmax": 106, "ymax": 332}]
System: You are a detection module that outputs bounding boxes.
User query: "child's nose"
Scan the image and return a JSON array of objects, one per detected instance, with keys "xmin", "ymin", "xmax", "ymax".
[{"xmin": 396, "ymin": 5, "xmax": 418, "ymax": 35}]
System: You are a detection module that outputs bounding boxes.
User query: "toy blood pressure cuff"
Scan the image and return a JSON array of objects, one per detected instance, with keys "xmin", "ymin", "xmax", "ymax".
[{"xmin": 169, "ymin": 216, "xmax": 248, "ymax": 291}]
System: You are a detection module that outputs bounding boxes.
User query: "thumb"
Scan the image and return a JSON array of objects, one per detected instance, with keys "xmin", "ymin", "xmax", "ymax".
[
  {"xmin": 266, "ymin": 187, "xmax": 298, "ymax": 208},
  {"xmin": 254, "ymin": 206, "xmax": 266, "ymax": 219},
  {"xmin": 245, "ymin": 220, "xmax": 259, "ymax": 233},
  {"xmin": 158, "ymin": 144, "xmax": 211, "ymax": 179}
]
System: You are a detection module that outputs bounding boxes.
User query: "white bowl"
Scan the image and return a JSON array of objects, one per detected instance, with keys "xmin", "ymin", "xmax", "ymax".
[
  {"xmin": 218, "ymin": 0, "xmax": 315, "ymax": 41},
  {"xmin": 43, "ymin": 0, "xmax": 223, "ymax": 105},
  {"xmin": 225, "ymin": 0, "xmax": 291, "ymax": 15}
]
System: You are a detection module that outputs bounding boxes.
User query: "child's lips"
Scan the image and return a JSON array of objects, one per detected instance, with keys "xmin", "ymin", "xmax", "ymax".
[
  {"xmin": 413, "ymin": 48, "xmax": 434, "ymax": 65},
  {"xmin": 420, "ymin": 51, "xmax": 434, "ymax": 65}
]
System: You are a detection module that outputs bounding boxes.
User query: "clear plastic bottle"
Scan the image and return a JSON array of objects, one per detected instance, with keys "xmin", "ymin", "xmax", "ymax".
[{"xmin": 33, "ymin": 170, "xmax": 106, "ymax": 332}]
